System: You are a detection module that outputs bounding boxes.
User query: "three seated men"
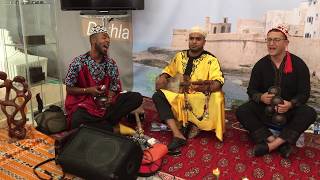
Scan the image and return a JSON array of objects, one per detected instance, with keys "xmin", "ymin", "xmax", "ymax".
[{"xmin": 64, "ymin": 25, "xmax": 316, "ymax": 158}]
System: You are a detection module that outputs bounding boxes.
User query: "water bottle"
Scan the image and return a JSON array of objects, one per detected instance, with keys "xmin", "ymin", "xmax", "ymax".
[
  {"xmin": 314, "ymin": 119, "xmax": 320, "ymax": 135},
  {"xmin": 296, "ymin": 133, "xmax": 305, "ymax": 148}
]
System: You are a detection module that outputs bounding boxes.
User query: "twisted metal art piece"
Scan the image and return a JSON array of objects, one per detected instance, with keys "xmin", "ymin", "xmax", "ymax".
[{"xmin": 0, "ymin": 71, "xmax": 32, "ymax": 139}]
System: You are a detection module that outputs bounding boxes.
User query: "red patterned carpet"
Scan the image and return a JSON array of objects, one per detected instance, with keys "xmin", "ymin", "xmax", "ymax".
[{"xmin": 141, "ymin": 98, "xmax": 320, "ymax": 180}]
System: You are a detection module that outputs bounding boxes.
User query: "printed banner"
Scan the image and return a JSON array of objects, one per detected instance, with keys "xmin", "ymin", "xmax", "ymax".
[{"xmin": 132, "ymin": 0, "xmax": 320, "ymax": 111}]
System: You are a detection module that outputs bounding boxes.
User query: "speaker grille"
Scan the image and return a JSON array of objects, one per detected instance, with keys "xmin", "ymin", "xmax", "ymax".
[{"xmin": 86, "ymin": 138, "xmax": 120, "ymax": 167}]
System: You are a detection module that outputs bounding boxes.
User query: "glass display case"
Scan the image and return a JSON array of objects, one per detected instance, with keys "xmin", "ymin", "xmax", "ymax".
[{"xmin": 0, "ymin": 0, "xmax": 64, "ymax": 126}]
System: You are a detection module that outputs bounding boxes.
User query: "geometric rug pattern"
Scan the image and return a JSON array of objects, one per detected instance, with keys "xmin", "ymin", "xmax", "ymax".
[
  {"xmin": 142, "ymin": 98, "xmax": 320, "ymax": 180},
  {"xmin": 0, "ymin": 125, "xmax": 71, "ymax": 180}
]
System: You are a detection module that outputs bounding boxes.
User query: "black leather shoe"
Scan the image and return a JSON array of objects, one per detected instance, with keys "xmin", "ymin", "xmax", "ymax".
[
  {"xmin": 253, "ymin": 142, "xmax": 269, "ymax": 156},
  {"xmin": 168, "ymin": 149, "xmax": 182, "ymax": 156},
  {"xmin": 278, "ymin": 143, "xmax": 292, "ymax": 158},
  {"xmin": 167, "ymin": 137, "xmax": 187, "ymax": 151},
  {"xmin": 180, "ymin": 124, "xmax": 191, "ymax": 139}
]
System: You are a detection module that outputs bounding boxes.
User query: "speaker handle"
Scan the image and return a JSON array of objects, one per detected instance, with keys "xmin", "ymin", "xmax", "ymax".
[{"xmin": 33, "ymin": 158, "xmax": 65, "ymax": 180}]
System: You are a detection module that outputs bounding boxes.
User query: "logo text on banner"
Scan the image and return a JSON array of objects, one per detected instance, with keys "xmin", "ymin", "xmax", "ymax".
[{"xmin": 81, "ymin": 17, "xmax": 131, "ymax": 41}]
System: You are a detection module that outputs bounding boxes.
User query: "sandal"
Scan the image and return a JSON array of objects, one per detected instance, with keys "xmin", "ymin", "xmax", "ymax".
[
  {"xmin": 167, "ymin": 137, "xmax": 187, "ymax": 151},
  {"xmin": 167, "ymin": 149, "xmax": 182, "ymax": 156},
  {"xmin": 253, "ymin": 142, "xmax": 269, "ymax": 156},
  {"xmin": 180, "ymin": 124, "xmax": 191, "ymax": 138},
  {"xmin": 278, "ymin": 142, "xmax": 292, "ymax": 158}
]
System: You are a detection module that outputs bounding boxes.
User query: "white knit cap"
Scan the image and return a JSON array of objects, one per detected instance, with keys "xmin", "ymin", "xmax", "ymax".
[{"xmin": 189, "ymin": 26, "xmax": 207, "ymax": 38}]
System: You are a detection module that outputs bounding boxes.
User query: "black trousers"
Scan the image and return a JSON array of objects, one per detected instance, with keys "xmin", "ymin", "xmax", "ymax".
[
  {"xmin": 236, "ymin": 101, "xmax": 316, "ymax": 144},
  {"xmin": 71, "ymin": 92, "xmax": 143, "ymax": 130},
  {"xmin": 152, "ymin": 90, "xmax": 175, "ymax": 122}
]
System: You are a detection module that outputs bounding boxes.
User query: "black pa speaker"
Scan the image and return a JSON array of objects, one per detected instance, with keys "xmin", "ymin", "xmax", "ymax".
[{"xmin": 56, "ymin": 125, "xmax": 143, "ymax": 180}]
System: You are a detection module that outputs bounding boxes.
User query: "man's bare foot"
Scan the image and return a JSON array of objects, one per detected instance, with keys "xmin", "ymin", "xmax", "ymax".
[{"xmin": 267, "ymin": 135, "xmax": 276, "ymax": 143}]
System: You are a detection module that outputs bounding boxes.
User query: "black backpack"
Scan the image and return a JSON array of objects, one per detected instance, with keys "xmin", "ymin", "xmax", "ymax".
[{"xmin": 34, "ymin": 93, "xmax": 66, "ymax": 135}]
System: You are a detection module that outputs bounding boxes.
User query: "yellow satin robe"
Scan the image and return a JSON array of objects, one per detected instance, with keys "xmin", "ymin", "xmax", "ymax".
[{"xmin": 160, "ymin": 50, "xmax": 225, "ymax": 141}]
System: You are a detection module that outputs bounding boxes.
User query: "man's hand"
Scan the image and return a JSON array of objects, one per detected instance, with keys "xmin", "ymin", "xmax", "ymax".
[
  {"xmin": 260, "ymin": 92, "xmax": 275, "ymax": 105},
  {"xmin": 191, "ymin": 80, "xmax": 221, "ymax": 93},
  {"xmin": 66, "ymin": 86, "xmax": 104, "ymax": 96},
  {"xmin": 86, "ymin": 86, "xmax": 104, "ymax": 96},
  {"xmin": 191, "ymin": 84, "xmax": 208, "ymax": 93},
  {"xmin": 276, "ymin": 100, "xmax": 292, "ymax": 113},
  {"xmin": 155, "ymin": 75, "xmax": 168, "ymax": 90}
]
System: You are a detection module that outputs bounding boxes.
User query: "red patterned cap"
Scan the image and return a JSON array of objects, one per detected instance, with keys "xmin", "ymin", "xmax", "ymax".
[{"xmin": 268, "ymin": 25, "xmax": 289, "ymax": 39}]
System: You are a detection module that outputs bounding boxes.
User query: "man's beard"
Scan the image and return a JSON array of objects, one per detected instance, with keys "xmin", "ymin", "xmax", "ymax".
[
  {"xmin": 189, "ymin": 46, "xmax": 203, "ymax": 53},
  {"xmin": 95, "ymin": 43, "xmax": 108, "ymax": 56}
]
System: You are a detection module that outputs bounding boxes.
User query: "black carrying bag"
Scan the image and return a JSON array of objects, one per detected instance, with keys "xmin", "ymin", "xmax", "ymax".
[
  {"xmin": 34, "ymin": 125, "xmax": 143, "ymax": 180},
  {"xmin": 34, "ymin": 105, "xmax": 67, "ymax": 135},
  {"xmin": 58, "ymin": 125, "xmax": 143, "ymax": 180},
  {"xmin": 34, "ymin": 93, "xmax": 66, "ymax": 135}
]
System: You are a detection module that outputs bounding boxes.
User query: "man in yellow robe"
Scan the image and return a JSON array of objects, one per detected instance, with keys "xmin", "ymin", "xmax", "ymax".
[{"xmin": 152, "ymin": 26, "xmax": 225, "ymax": 152}]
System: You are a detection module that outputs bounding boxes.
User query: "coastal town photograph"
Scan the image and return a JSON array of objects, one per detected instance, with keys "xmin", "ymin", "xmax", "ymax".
[{"xmin": 132, "ymin": 0, "xmax": 320, "ymax": 114}]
